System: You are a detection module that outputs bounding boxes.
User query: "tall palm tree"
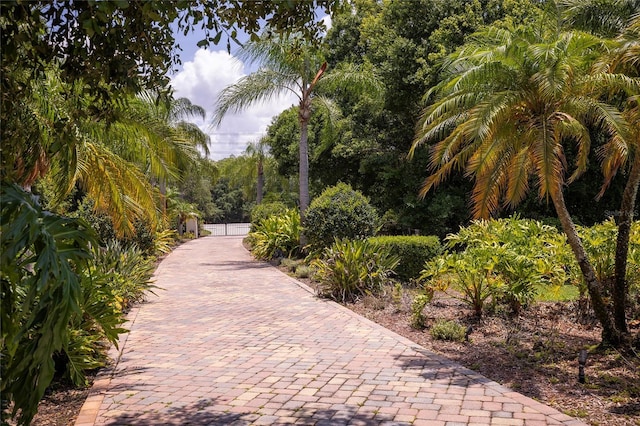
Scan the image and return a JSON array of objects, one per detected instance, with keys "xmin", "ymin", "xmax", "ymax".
[
  {"xmin": 245, "ymin": 137, "xmax": 270, "ymax": 204},
  {"xmin": 212, "ymin": 34, "xmax": 382, "ymax": 230},
  {"xmin": 561, "ymin": 0, "xmax": 640, "ymax": 334},
  {"xmin": 591, "ymin": 13, "xmax": 640, "ymax": 333},
  {"xmin": 411, "ymin": 16, "xmax": 638, "ymax": 344}
]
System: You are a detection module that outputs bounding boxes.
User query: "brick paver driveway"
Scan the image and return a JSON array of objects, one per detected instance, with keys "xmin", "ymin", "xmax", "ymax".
[{"xmin": 76, "ymin": 236, "xmax": 585, "ymax": 426}]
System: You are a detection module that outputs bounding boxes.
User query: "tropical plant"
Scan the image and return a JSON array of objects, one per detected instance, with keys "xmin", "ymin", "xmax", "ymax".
[
  {"xmin": 411, "ymin": 292, "xmax": 434, "ymax": 330},
  {"xmin": 250, "ymin": 201, "xmax": 289, "ymax": 231},
  {"xmin": 212, "ymin": 33, "xmax": 382, "ymax": 237},
  {"xmin": 92, "ymin": 240, "xmax": 157, "ymax": 312},
  {"xmin": 312, "ymin": 238, "xmax": 400, "ymax": 303},
  {"xmin": 304, "ymin": 182, "xmax": 379, "ymax": 250},
  {"xmin": 421, "ymin": 248, "xmax": 500, "ymax": 316},
  {"xmin": 0, "ymin": 183, "xmax": 100, "ymax": 425},
  {"xmin": 411, "ymin": 7, "xmax": 639, "ymax": 344},
  {"xmin": 249, "ymin": 208, "xmax": 301, "ymax": 260},
  {"xmin": 245, "ymin": 138, "xmax": 270, "ymax": 205}
]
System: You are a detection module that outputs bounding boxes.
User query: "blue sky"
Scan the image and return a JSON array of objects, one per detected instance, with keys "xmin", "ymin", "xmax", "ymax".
[{"xmin": 169, "ymin": 14, "xmax": 331, "ymax": 160}]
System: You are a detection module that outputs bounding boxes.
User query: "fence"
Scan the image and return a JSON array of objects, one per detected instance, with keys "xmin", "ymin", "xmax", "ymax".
[{"xmin": 203, "ymin": 223, "xmax": 251, "ymax": 236}]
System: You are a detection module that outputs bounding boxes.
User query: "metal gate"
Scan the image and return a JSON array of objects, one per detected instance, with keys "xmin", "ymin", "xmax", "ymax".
[{"xmin": 202, "ymin": 223, "xmax": 251, "ymax": 236}]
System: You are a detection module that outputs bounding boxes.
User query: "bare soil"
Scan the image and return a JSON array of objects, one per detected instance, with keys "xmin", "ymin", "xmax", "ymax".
[{"xmin": 30, "ymin": 270, "xmax": 640, "ymax": 426}]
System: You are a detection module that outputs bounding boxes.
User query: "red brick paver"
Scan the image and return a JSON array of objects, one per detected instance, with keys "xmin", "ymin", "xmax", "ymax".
[{"xmin": 76, "ymin": 236, "xmax": 586, "ymax": 426}]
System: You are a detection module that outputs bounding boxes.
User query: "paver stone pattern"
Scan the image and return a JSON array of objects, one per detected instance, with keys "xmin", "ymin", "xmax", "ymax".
[{"xmin": 76, "ymin": 236, "xmax": 586, "ymax": 426}]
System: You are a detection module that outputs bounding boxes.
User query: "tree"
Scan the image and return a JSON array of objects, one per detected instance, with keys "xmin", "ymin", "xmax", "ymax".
[
  {"xmin": 411, "ymin": 12, "xmax": 639, "ymax": 345},
  {"xmin": 212, "ymin": 34, "xmax": 381, "ymax": 235},
  {"xmin": 1, "ymin": 0, "xmax": 341, "ymax": 189},
  {"xmin": 245, "ymin": 138, "xmax": 270, "ymax": 205},
  {"xmin": 321, "ymin": 0, "xmax": 547, "ymax": 235},
  {"xmin": 591, "ymin": 12, "xmax": 640, "ymax": 333},
  {"xmin": 1, "ymin": 3, "xmax": 340, "ymax": 423}
]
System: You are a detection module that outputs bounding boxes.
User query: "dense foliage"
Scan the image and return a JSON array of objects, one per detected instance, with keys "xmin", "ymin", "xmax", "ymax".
[
  {"xmin": 420, "ymin": 217, "xmax": 640, "ymax": 317},
  {"xmin": 1, "ymin": 1, "xmax": 338, "ymax": 423},
  {"xmin": 250, "ymin": 202, "xmax": 289, "ymax": 231},
  {"xmin": 368, "ymin": 236, "xmax": 442, "ymax": 283},
  {"xmin": 304, "ymin": 183, "xmax": 379, "ymax": 250}
]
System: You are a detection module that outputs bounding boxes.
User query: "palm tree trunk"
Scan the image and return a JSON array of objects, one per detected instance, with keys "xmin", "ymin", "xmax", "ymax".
[
  {"xmin": 256, "ymin": 158, "xmax": 264, "ymax": 205},
  {"xmin": 299, "ymin": 118, "xmax": 310, "ymax": 215},
  {"xmin": 551, "ymin": 184, "xmax": 621, "ymax": 345},
  {"xmin": 613, "ymin": 152, "xmax": 640, "ymax": 333}
]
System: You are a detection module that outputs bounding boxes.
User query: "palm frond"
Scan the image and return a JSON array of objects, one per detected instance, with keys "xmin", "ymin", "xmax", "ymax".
[{"xmin": 211, "ymin": 69, "xmax": 300, "ymax": 127}]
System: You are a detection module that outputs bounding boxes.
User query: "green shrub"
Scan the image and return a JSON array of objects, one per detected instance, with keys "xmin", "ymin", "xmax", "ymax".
[
  {"xmin": 294, "ymin": 265, "xmax": 313, "ymax": 279},
  {"xmin": 250, "ymin": 201, "xmax": 288, "ymax": 231},
  {"xmin": 312, "ymin": 238, "xmax": 400, "ymax": 303},
  {"xmin": 421, "ymin": 248, "xmax": 499, "ymax": 316},
  {"xmin": 369, "ymin": 235, "xmax": 441, "ymax": 282},
  {"xmin": 431, "ymin": 216, "xmax": 570, "ymax": 314},
  {"xmin": 249, "ymin": 208, "xmax": 301, "ymax": 260},
  {"xmin": 304, "ymin": 183, "xmax": 378, "ymax": 250},
  {"xmin": 430, "ymin": 319, "xmax": 466, "ymax": 342},
  {"xmin": 72, "ymin": 197, "xmax": 158, "ymax": 255},
  {"xmin": 93, "ymin": 240, "xmax": 157, "ymax": 311},
  {"xmin": 570, "ymin": 219, "xmax": 640, "ymax": 296},
  {"xmin": 56, "ymin": 240, "xmax": 156, "ymax": 388},
  {"xmin": 410, "ymin": 291, "xmax": 433, "ymax": 329},
  {"xmin": 280, "ymin": 257, "xmax": 303, "ymax": 272}
]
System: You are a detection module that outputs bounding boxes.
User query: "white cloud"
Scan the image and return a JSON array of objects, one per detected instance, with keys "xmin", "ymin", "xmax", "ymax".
[{"xmin": 170, "ymin": 49, "xmax": 298, "ymax": 160}]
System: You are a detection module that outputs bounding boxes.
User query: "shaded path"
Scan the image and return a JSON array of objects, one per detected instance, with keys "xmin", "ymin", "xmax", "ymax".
[{"xmin": 76, "ymin": 236, "xmax": 585, "ymax": 425}]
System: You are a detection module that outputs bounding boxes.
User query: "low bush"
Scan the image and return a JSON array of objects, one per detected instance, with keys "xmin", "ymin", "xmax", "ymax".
[
  {"xmin": 430, "ymin": 319, "xmax": 466, "ymax": 342},
  {"xmin": 304, "ymin": 183, "xmax": 378, "ymax": 250},
  {"xmin": 368, "ymin": 235, "xmax": 441, "ymax": 283},
  {"xmin": 312, "ymin": 238, "xmax": 399, "ymax": 303},
  {"xmin": 421, "ymin": 216, "xmax": 570, "ymax": 316},
  {"xmin": 410, "ymin": 291, "xmax": 434, "ymax": 330},
  {"xmin": 249, "ymin": 208, "xmax": 301, "ymax": 260},
  {"xmin": 295, "ymin": 265, "xmax": 313, "ymax": 279}
]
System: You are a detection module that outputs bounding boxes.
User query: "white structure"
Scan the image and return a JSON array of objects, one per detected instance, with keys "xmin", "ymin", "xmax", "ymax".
[{"xmin": 186, "ymin": 217, "xmax": 199, "ymax": 238}]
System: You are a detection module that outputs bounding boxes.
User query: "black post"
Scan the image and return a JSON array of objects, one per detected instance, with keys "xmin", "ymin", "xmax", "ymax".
[{"xmin": 578, "ymin": 349, "xmax": 587, "ymax": 383}]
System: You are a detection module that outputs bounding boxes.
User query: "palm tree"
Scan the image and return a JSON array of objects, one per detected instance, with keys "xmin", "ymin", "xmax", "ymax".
[
  {"xmin": 591, "ymin": 13, "xmax": 640, "ymax": 333},
  {"xmin": 41, "ymin": 84, "xmax": 211, "ymax": 235},
  {"xmin": 561, "ymin": 1, "xmax": 640, "ymax": 334},
  {"xmin": 212, "ymin": 34, "xmax": 382, "ymax": 231},
  {"xmin": 411, "ymin": 16, "xmax": 638, "ymax": 345},
  {"xmin": 245, "ymin": 138, "xmax": 269, "ymax": 204},
  {"xmin": 113, "ymin": 92, "xmax": 211, "ymax": 220}
]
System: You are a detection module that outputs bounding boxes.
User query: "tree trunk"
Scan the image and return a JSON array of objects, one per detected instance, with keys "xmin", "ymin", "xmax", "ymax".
[
  {"xmin": 256, "ymin": 158, "xmax": 264, "ymax": 205},
  {"xmin": 613, "ymin": 152, "xmax": 640, "ymax": 332},
  {"xmin": 298, "ymin": 98, "xmax": 311, "ymax": 247},
  {"xmin": 551, "ymin": 184, "xmax": 621, "ymax": 345}
]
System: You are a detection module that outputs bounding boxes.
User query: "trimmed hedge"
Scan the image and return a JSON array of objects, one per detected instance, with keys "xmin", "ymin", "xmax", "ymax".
[{"xmin": 368, "ymin": 235, "xmax": 441, "ymax": 282}]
